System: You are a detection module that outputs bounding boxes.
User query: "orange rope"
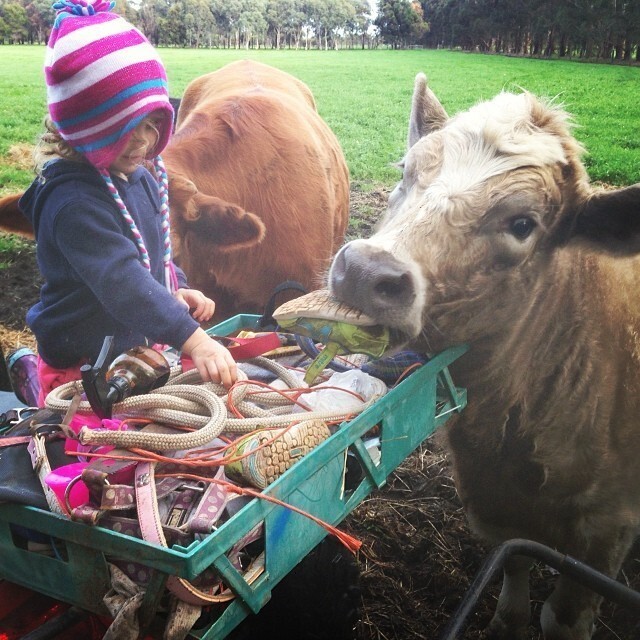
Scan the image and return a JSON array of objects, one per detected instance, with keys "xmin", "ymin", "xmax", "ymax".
[
  {"xmin": 157, "ymin": 470, "xmax": 362, "ymax": 554},
  {"xmin": 226, "ymin": 379, "xmax": 365, "ymax": 417},
  {"xmin": 394, "ymin": 362, "xmax": 425, "ymax": 385},
  {"xmin": 63, "ymin": 379, "xmax": 369, "ymax": 553}
]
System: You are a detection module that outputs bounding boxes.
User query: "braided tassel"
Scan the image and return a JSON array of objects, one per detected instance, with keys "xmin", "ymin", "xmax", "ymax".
[
  {"xmin": 100, "ymin": 168, "xmax": 151, "ymax": 270},
  {"xmin": 153, "ymin": 156, "xmax": 175, "ymax": 292}
]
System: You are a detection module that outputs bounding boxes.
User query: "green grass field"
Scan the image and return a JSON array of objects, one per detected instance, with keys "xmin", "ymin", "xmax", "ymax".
[{"xmin": 1, "ymin": 46, "xmax": 638, "ymax": 196}]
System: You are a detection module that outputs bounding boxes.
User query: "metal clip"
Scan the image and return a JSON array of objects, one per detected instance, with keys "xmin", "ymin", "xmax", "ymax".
[
  {"xmin": 179, "ymin": 483, "xmax": 205, "ymax": 493},
  {"xmin": 0, "ymin": 406, "xmax": 36, "ymax": 428}
]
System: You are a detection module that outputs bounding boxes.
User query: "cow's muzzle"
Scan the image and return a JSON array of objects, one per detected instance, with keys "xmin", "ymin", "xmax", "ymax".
[{"xmin": 329, "ymin": 240, "xmax": 423, "ymax": 337}]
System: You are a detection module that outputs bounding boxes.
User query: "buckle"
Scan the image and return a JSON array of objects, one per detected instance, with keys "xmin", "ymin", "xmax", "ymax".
[
  {"xmin": 0, "ymin": 407, "xmax": 37, "ymax": 428},
  {"xmin": 29, "ymin": 421, "xmax": 63, "ymax": 439}
]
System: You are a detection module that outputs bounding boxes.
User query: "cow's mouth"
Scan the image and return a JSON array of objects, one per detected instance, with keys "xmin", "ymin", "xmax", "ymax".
[{"xmin": 272, "ymin": 289, "xmax": 411, "ymax": 357}]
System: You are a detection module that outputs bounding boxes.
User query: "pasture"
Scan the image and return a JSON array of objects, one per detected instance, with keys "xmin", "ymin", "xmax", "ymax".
[
  {"xmin": 0, "ymin": 46, "xmax": 639, "ymax": 199},
  {"xmin": 1, "ymin": 48, "xmax": 640, "ymax": 639}
]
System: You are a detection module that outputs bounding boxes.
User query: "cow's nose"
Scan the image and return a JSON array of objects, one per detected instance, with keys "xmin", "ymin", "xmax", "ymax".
[{"xmin": 330, "ymin": 242, "xmax": 416, "ymax": 317}]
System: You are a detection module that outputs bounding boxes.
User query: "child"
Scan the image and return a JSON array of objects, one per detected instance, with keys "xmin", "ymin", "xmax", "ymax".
[{"xmin": 20, "ymin": 0, "xmax": 237, "ymax": 404}]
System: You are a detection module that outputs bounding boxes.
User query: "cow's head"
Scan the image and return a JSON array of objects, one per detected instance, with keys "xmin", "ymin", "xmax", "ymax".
[{"xmin": 329, "ymin": 74, "xmax": 640, "ymax": 351}]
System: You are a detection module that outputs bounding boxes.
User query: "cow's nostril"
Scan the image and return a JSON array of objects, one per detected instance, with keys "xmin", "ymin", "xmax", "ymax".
[
  {"xmin": 374, "ymin": 279, "xmax": 405, "ymax": 298},
  {"xmin": 373, "ymin": 273, "xmax": 413, "ymax": 303}
]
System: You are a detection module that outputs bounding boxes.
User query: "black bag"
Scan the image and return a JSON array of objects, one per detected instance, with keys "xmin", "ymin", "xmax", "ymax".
[{"xmin": 0, "ymin": 408, "xmax": 69, "ymax": 509}]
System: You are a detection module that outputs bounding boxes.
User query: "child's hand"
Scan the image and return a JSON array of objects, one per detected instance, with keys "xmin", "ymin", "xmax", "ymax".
[
  {"xmin": 181, "ymin": 328, "xmax": 237, "ymax": 387},
  {"xmin": 175, "ymin": 288, "xmax": 215, "ymax": 322}
]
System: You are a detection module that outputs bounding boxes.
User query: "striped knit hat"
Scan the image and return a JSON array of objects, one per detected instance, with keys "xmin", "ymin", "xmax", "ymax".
[{"xmin": 45, "ymin": 0, "xmax": 174, "ymax": 170}]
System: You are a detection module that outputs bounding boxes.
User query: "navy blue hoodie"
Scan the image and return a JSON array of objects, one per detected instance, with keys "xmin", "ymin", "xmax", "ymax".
[{"xmin": 20, "ymin": 159, "xmax": 199, "ymax": 368}]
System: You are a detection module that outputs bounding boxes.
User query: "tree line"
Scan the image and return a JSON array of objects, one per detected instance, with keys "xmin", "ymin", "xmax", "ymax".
[
  {"xmin": 1, "ymin": 0, "xmax": 638, "ymax": 61},
  {"xmin": 0, "ymin": 0, "xmax": 377, "ymax": 49},
  {"xmin": 418, "ymin": 0, "xmax": 640, "ymax": 62}
]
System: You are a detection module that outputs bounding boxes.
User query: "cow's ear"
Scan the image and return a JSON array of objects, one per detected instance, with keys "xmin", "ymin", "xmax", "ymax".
[
  {"xmin": 189, "ymin": 193, "xmax": 266, "ymax": 251},
  {"xmin": 408, "ymin": 73, "xmax": 449, "ymax": 149},
  {"xmin": 0, "ymin": 193, "xmax": 33, "ymax": 239},
  {"xmin": 571, "ymin": 184, "xmax": 640, "ymax": 254},
  {"xmin": 169, "ymin": 174, "xmax": 198, "ymax": 199}
]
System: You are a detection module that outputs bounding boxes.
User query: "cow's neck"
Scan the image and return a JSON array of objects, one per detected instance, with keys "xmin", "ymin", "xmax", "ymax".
[
  {"xmin": 450, "ymin": 247, "xmax": 614, "ymax": 430},
  {"xmin": 443, "ymin": 246, "xmax": 640, "ymax": 540}
]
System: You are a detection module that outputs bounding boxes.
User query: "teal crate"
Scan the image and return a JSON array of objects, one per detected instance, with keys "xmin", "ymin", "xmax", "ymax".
[{"xmin": 0, "ymin": 315, "xmax": 467, "ymax": 639}]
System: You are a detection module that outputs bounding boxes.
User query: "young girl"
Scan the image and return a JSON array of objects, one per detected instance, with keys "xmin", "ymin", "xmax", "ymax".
[{"xmin": 20, "ymin": 0, "xmax": 237, "ymax": 403}]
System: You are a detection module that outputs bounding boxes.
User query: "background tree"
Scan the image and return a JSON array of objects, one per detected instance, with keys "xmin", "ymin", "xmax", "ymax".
[
  {"xmin": 0, "ymin": 0, "xmax": 637, "ymax": 58},
  {"xmin": 1, "ymin": 1, "xmax": 28, "ymax": 43},
  {"xmin": 375, "ymin": 0, "xmax": 427, "ymax": 49},
  {"xmin": 266, "ymin": 0, "xmax": 298, "ymax": 48},
  {"xmin": 137, "ymin": 0, "xmax": 171, "ymax": 45},
  {"xmin": 164, "ymin": 1, "xmax": 187, "ymax": 45},
  {"xmin": 345, "ymin": 0, "xmax": 372, "ymax": 48},
  {"xmin": 238, "ymin": 0, "xmax": 268, "ymax": 49},
  {"xmin": 23, "ymin": 0, "xmax": 50, "ymax": 44}
]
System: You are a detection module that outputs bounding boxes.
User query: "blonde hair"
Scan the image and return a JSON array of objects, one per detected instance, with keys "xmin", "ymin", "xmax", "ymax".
[
  {"xmin": 144, "ymin": 116, "xmax": 161, "ymax": 153},
  {"xmin": 34, "ymin": 116, "xmax": 87, "ymax": 175}
]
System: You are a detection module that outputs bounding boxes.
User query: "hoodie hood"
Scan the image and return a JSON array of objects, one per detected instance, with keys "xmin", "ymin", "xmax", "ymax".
[
  {"xmin": 19, "ymin": 160, "xmax": 102, "ymax": 235},
  {"xmin": 19, "ymin": 159, "xmax": 147, "ymax": 237}
]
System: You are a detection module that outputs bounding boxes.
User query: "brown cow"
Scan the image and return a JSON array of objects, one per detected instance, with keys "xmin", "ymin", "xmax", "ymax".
[
  {"xmin": 0, "ymin": 60, "xmax": 350, "ymax": 322},
  {"xmin": 0, "ymin": 194, "xmax": 33, "ymax": 238},
  {"xmin": 329, "ymin": 74, "xmax": 640, "ymax": 639},
  {"xmin": 164, "ymin": 59, "xmax": 350, "ymax": 320}
]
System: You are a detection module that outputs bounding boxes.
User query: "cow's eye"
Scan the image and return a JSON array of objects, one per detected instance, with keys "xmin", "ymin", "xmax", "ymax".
[{"xmin": 510, "ymin": 216, "xmax": 536, "ymax": 240}]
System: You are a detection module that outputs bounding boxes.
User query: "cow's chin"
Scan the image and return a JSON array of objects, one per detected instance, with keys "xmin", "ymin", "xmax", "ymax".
[
  {"xmin": 377, "ymin": 312, "xmax": 423, "ymax": 345},
  {"xmin": 363, "ymin": 315, "xmax": 424, "ymax": 357},
  {"xmin": 326, "ymin": 293, "xmax": 424, "ymax": 347},
  {"xmin": 384, "ymin": 327, "xmax": 417, "ymax": 353}
]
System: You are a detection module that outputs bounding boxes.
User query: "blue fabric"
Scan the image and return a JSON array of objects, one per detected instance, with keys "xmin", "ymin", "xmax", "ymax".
[
  {"xmin": 19, "ymin": 159, "xmax": 197, "ymax": 368},
  {"xmin": 294, "ymin": 335, "xmax": 429, "ymax": 385},
  {"xmin": 0, "ymin": 391, "xmax": 25, "ymax": 413}
]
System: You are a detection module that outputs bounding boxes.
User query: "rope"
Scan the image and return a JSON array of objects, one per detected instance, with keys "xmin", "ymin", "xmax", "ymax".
[
  {"xmin": 45, "ymin": 357, "xmax": 378, "ymax": 451},
  {"xmin": 153, "ymin": 156, "xmax": 175, "ymax": 292},
  {"xmin": 51, "ymin": 356, "xmax": 373, "ymax": 556},
  {"xmin": 100, "ymin": 168, "xmax": 151, "ymax": 270}
]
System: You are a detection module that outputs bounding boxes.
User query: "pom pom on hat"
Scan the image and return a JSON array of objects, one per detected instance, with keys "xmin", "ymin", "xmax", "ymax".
[{"xmin": 45, "ymin": 0, "xmax": 174, "ymax": 169}]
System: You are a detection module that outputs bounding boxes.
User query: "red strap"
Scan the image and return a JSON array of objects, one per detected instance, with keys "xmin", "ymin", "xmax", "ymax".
[
  {"xmin": 0, "ymin": 436, "xmax": 31, "ymax": 448},
  {"xmin": 181, "ymin": 333, "xmax": 282, "ymax": 372},
  {"xmin": 222, "ymin": 333, "xmax": 282, "ymax": 359}
]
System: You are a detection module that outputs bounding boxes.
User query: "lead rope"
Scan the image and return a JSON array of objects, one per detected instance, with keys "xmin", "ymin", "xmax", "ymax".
[{"xmin": 99, "ymin": 154, "xmax": 174, "ymax": 293}]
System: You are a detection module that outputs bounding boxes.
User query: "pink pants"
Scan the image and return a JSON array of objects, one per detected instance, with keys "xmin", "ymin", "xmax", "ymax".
[
  {"xmin": 37, "ymin": 357, "xmax": 85, "ymax": 407},
  {"xmin": 36, "ymin": 344, "xmax": 168, "ymax": 407}
]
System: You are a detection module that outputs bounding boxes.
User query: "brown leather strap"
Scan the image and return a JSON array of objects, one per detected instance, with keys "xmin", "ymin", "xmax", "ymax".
[{"xmin": 133, "ymin": 462, "xmax": 264, "ymax": 606}]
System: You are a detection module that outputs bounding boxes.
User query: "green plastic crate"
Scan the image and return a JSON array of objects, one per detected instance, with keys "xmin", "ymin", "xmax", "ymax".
[{"xmin": 0, "ymin": 314, "xmax": 467, "ymax": 638}]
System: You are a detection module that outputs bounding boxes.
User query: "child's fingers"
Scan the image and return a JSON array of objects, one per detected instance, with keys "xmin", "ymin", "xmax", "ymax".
[
  {"xmin": 199, "ymin": 360, "xmax": 232, "ymax": 387},
  {"xmin": 174, "ymin": 290, "xmax": 190, "ymax": 310},
  {"xmin": 192, "ymin": 297, "xmax": 215, "ymax": 322},
  {"xmin": 195, "ymin": 347, "xmax": 237, "ymax": 387}
]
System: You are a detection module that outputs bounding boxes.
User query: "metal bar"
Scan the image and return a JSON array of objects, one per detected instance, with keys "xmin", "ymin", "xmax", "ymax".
[{"xmin": 439, "ymin": 538, "xmax": 640, "ymax": 640}]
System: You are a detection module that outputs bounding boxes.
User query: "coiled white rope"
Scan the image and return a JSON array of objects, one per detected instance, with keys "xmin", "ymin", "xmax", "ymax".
[{"xmin": 44, "ymin": 357, "xmax": 378, "ymax": 452}]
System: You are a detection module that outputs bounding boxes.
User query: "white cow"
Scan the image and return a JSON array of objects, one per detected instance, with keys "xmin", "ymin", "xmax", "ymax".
[{"xmin": 329, "ymin": 74, "xmax": 640, "ymax": 639}]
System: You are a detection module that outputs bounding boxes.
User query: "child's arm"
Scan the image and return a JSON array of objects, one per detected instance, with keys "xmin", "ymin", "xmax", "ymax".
[{"xmin": 181, "ymin": 327, "xmax": 238, "ymax": 387}]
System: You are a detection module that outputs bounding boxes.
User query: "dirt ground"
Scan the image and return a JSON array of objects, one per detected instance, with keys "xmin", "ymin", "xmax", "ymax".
[{"xmin": 1, "ymin": 186, "xmax": 639, "ymax": 640}]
